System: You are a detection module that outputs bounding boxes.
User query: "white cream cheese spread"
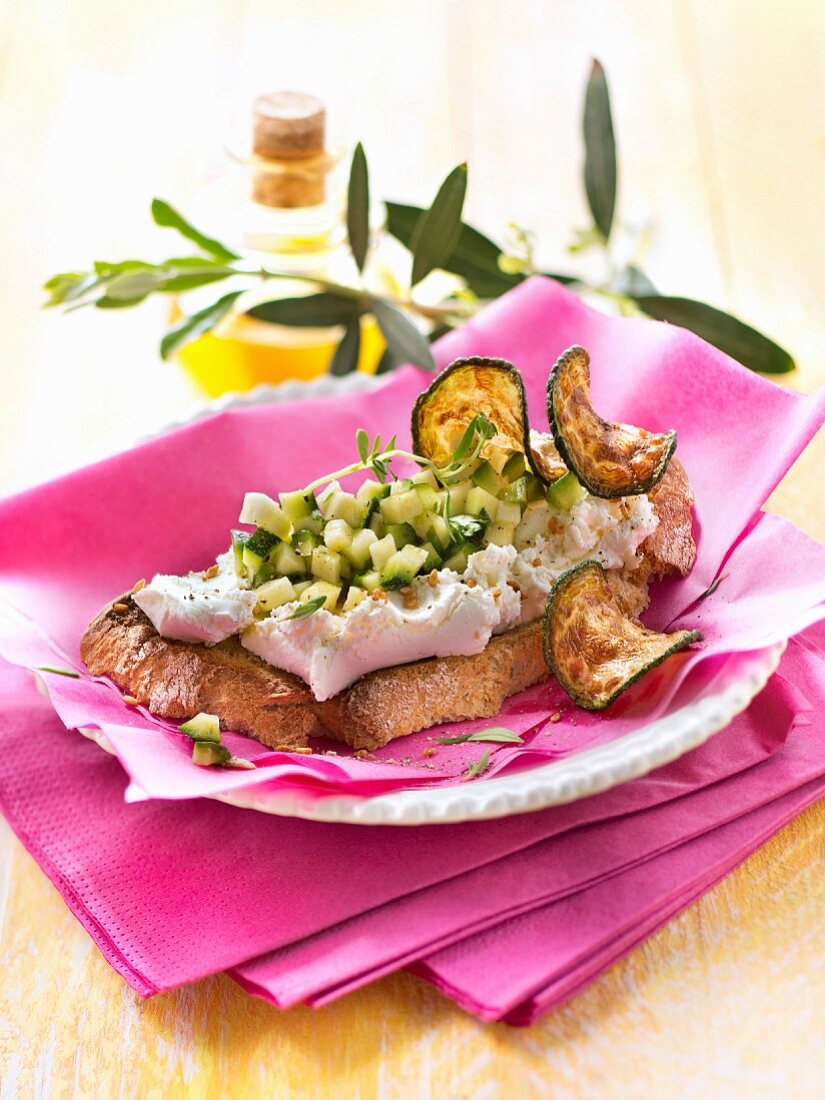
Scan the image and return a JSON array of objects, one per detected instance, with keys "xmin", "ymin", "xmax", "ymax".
[{"xmin": 134, "ymin": 495, "xmax": 657, "ymax": 700}]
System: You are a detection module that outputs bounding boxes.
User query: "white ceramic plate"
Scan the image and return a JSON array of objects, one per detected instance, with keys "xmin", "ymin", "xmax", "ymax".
[
  {"xmin": 79, "ymin": 641, "xmax": 784, "ymax": 824},
  {"xmin": 117, "ymin": 373, "xmax": 783, "ymax": 824}
]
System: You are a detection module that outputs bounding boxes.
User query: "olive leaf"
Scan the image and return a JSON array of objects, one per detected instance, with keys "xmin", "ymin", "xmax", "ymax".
[
  {"xmin": 151, "ymin": 198, "xmax": 239, "ymax": 262},
  {"xmin": 249, "ymin": 292, "xmax": 360, "ymax": 328},
  {"xmin": 386, "ymin": 202, "xmax": 577, "ymax": 297},
  {"xmin": 160, "ymin": 291, "xmax": 242, "ymax": 360},
  {"xmin": 632, "ymin": 296, "xmax": 795, "ymax": 374},
  {"xmin": 368, "ymin": 297, "xmax": 435, "ymax": 371},
  {"xmin": 583, "ymin": 59, "xmax": 617, "ymax": 242},
  {"xmin": 347, "ymin": 143, "xmax": 370, "ymax": 273},
  {"xmin": 410, "ymin": 163, "xmax": 468, "ymax": 286},
  {"xmin": 329, "ymin": 315, "xmax": 362, "ymax": 376},
  {"xmin": 374, "ymin": 348, "xmax": 398, "ymax": 375}
]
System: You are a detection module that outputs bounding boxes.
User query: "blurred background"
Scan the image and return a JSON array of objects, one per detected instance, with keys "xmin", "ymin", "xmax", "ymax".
[{"xmin": 0, "ymin": 0, "xmax": 822, "ymax": 501}]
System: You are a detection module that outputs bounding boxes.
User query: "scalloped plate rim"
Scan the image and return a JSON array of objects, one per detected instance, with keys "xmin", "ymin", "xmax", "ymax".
[{"xmin": 120, "ymin": 373, "xmax": 784, "ymax": 824}]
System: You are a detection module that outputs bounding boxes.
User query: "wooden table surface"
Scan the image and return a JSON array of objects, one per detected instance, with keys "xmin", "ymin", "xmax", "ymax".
[{"xmin": 0, "ymin": 1, "xmax": 823, "ymax": 1095}]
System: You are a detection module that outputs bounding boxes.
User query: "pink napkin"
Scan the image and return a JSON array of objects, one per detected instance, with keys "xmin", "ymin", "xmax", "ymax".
[
  {"xmin": 0, "ymin": 277, "xmax": 823, "ymax": 801},
  {"xmin": 229, "ymin": 627, "xmax": 824, "ymax": 1010},
  {"xmin": 0, "ymin": 627, "xmax": 821, "ymax": 1022}
]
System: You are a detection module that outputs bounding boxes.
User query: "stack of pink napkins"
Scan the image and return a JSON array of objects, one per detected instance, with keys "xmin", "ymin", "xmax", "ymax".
[{"xmin": 0, "ymin": 278, "xmax": 824, "ymax": 1024}]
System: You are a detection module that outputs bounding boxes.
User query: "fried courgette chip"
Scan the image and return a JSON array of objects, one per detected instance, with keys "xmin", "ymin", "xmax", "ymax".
[
  {"xmin": 547, "ymin": 345, "xmax": 677, "ymax": 498},
  {"xmin": 412, "ymin": 357, "xmax": 555, "ymax": 481},
  {"xmin": 542, "ymin": 561, "xmax": 701, "ymax": 710}
]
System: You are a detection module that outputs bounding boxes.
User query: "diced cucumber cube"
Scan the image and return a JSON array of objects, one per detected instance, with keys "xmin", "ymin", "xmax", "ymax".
[
  {"xmin": 471, "ymin": 459, "xmax": 503, "ymax": 496},
  {"xmin": 192, "ymin": 742, "xmax": 231, "ymax": 767},
  {"xmin": 501, "ymin": 476, "xmax": 529, "ymax": 506},
  {"xmin": 380, "ymin": 545, "xmax": 429, "ymax": 588},
  {"xmin": 486, "ymin": 444, "xmax": 510, "ymax": 474},
  {"xmin": 245, "ymin": 526, "xmax": 280, "ymax": 559},
  {"xmin": 255, "ymin": 576, "xmax": 297, "ymax": 614},
  {"xmin": 547, "ymin": 472, "xmax": 588, "ymax": 511},
  {"xmin": 442, "ymin": 547, "xmax": 470, "ymax": 574},
  {"xmin": 279, "ymin": 489, "xmax": 318, "ymax": 522},
  {"xmin": 386, "ymin": 522, "xmax": 417, "ymax": 549},
  {"xmin": 389, "ymin": 477, "xmax": 413, "ymax": 496},
  {"xmin": 292, "ymin": 580, "xmax": 312, "ymax": 597},
  {"xmin": 496, "ymin": 500, "xmax": 522, "ymax": 527},
  {"xmin": 441, "ymin": 480, "xmax": 470, "ymax": 514},
  {"xmin": 239, "ymin": 493, "xmax": 292, "ymax": 539},
  {"xmin": 426, "ymin": 514, "xmax": 452, "ymax": 554},
  {"xmin": 353, "ymin": 570, "xmax": 382, "ymax": 592},
  {"xmin": 465, "ymin": 486, "xmax": 500, "ymax": 520},
  {"xmin": 356, "ymin": 480, "xmax": 391, "ymax": 504},
  {"xmin": 346, "ymin": 528, "xmax": 378, "ymax": 570},
  {"xmin": 380, "ymin": 489, "xmax": 424, "ymax": 525},
  {"xmin": 292, "ymin": 528, "xmax": 321, "ymax": 557},
  {"xmin": 311, "ymin": 546, "xmax": 344, "ymax": 585},
  {"xmin": 315, "ymin": 481, "xmax": 341, "ymax": 511},
  {"xmin": 368, "ymin": 512, "xmax": 386, "ymax": 538},
  {"xmin": 412, "ymin": 482, "xmax": 439, "ymax": 510},
  {"xmin": 419, "ymin": 542, "xmax": 443, "ymax": 572},
  {"xmin": 342, "ymin": 586, "xmax": 368, "ymax": 612},
  {"xmin": 293, "ymin": 512, "xmax": 324, "ymax": 536},
  {"xmin": 502, "ymin": 451, "xmax": 529, "ymax": 481},
  {"xmin": 324, "ymin": 491, "xmax": 367, "ymax": 528},
  {"xmin": 231, "ymin": 530, "xmax": 249, "ymax": 577},
  {"xmin": 323, "ymin": 518, "xmax": 354, "ymax": 553},
  {"xmin": 369, "ymin": 533, "xmax": 397, "ymax": 571},
  {"xmin": 274, "ymin": 543, "xmax": 307, "ymax": 576},
  {"xmin": 410, "ymin": 469, "xmax": 438, "ymax": 489},
  {"xmin": 179, "ymin": 712, "xmax": 221, "ymax": 742},
  {"xmin": 484, "ymin": 522, "xmax": 516, "ymax": 547},
  {"xmin": 301, "ymin": 581, "xmax": 341, "ymax": 611}
]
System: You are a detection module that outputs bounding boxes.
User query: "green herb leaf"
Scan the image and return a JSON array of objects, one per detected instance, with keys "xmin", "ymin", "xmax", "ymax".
[
  {"xmin": 612, "ymin": 264, "xmax": 657, "ymax": 297},
  {"xmin": 386, "ymin": 202, "xmax": 576, "ymax": 297},
  {"xmin": 369, "ymin": 297, "xmax": 436, "ymax": 371},
  {"xmin": 151, "ymin": 198, "xmax": 239, "ymax": 262},
  {"xmin": 347, "ymin": 142, "xmax": 370, "ymax": 273},
  {"xmin": 329, "ymin": 316, "xmax": 362, "ymax": 376},
  {"xmin": 249, "ymin": 292, "xmax": 360, "ymax": 328},
  {"xmin": 451, "ymin": 412, "xmax": 496, "ymax": 463},
  {"xmin": 699, "ymin": 571, "xmax": 729, "ymax": 600},
  {"xmin": 410, "ymin": 164, "xmax": 468, "ymax": 286},
  {"xmin": 32, "ymin": 664, "xmax": 80, "ymax": 678},
  {"xmin": 95, "ymin": 295, "xmax": 148, "ymax": 309},
  {"xmin": 286, "ymin": 595, "xmax": 327, "ymax": 620},
  {"xmin": 160, "ymin": 291, "xmax": 242, "ymax": 360},
  {"xmin": 437, "ymin": 727, "xmax": 523, "ymax": 745},
  {"xmin": 43, "ymin": 272, "xmax": 100, "ymax": 307},
  {"xmin": 583, "ymin": 59, "xmax": 617, "ymax": 242},
  {"xmin": 356, "ymin": 428, "xmax": 370, "ymax": 463},
  {"xmin": 463, "ymin": 749, "xmax": 491, "ymax": 780},
  {"xmin": 447, "ymin": 514, "xmax": 485, "ymax": 543},
  {"xmin": 632, "ymin": 296, "xmax": 795, "ymax": 374}
]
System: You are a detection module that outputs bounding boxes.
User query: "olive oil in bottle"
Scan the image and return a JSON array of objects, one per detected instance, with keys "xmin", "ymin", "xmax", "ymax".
[{"xmin": 174, "ymin": 91, "xmax": 395, "ymax": 396}]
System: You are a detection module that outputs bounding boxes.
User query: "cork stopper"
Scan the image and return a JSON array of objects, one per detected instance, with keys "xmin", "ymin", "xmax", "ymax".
[{"xmin": 251, "ymin": 91, "xmax": 328, "ymax": 208}]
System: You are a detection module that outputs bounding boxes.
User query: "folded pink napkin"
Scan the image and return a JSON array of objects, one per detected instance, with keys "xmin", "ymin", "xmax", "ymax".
[
  {"xmin": 228, "ymin": 625, "xmax": 825, "ymax": 1010},
  {"xmin": 0, "ymin": 277, "xmax": 823, "ymax": 802},
  {"xmin": 0, "ymin": 624, "xmax": 817, "ymax": 1014}
]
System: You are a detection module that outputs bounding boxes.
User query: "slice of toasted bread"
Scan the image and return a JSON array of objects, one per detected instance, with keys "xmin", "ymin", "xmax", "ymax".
[
  {"xmin": 79, "ymin": 463, "xmax": 693, "ymax": 753},
  {"xmin": 81, "ymin": 598, "xmax": 321, "ymax": 749}
]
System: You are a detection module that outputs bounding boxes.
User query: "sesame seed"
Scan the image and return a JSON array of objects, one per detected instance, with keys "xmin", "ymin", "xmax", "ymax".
[
  {"xmin": 428, "ymin": 570, "xmax": 439, "ymax": 587},
  {"xmin": 292, "ymin": 746, "xmax": 313, "ymax": 755},
  {"xmin": 550, "ymin": 711, "xmax": 562, "ymax": 723},
  {"xmin": 532, "ymin": 557, "xmax": 541, "ymax": 567},
  {"xmin": 113, "ymin": 603, "xmax": 129, "ymax": 613},
  {"xmin": 131, "ymin": 579, "xmax": 146, "ymax": 594},
  {"xmin": 123, "ymin": 695, "xmax": 138, "ymax": 706},
  {"xmin": 466, "ymin": 578, "xmax": 478, "ymax": 588},
  {"xmin": 203, "ymin": 564, "xmax": 219, "ymax": 580},
  {"xmin": 422, "ymin": 747, "xmax": 437, "ymax": 758}
]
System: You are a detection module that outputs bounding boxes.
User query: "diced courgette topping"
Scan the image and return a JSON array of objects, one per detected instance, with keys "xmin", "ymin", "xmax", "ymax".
[
  {"xmin": 179, "ymin": 711, "xmax": 255, "ymax": 769},
  {"xmin": 547, "ymin": 345, "xmax": 677, "ymax": 498},
  {"xmin": 179, "ymin": 712, "xmax": 221, "ymax": 742},
  {"xmin": 228, "ymin": 347, "xmax": 683, "ymax": 617},
  {"xmin": 542, "ymin": 561, "xmax": 701, "ymax": 710}
]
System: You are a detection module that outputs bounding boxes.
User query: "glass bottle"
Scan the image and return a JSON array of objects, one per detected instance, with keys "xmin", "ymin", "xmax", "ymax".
[{"xmin": 173, "ymin": 91, "xmax": 398, "ymax": 397}]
